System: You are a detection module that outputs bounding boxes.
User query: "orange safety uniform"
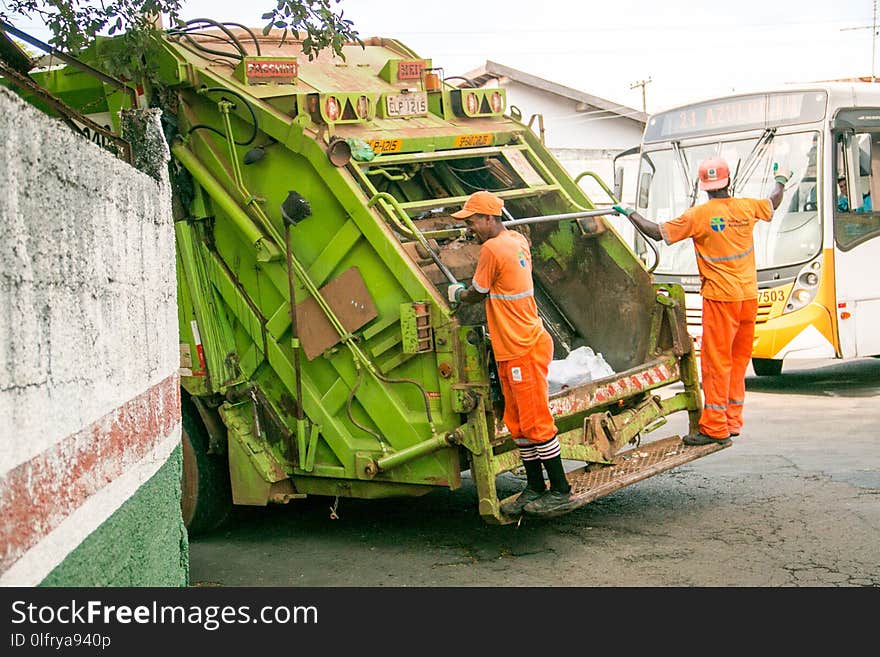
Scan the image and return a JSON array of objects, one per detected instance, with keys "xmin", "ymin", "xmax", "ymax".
[
  {"xmin": 660, "ymin": 197, "xmax": 774, "ymax": 438},
  {"xmin": 472, "ymin": 229, "xmax": 558, "ymax": 445}
]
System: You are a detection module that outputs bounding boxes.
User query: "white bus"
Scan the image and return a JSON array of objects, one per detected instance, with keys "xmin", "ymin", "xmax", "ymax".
[{"xmin": 629, "ymin": 83, "xmax": 880, "ymax": 375}]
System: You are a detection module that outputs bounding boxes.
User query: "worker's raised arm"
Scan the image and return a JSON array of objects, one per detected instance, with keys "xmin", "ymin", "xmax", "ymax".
[
  {"xmin": 613, "ymin": 204, "xmax": 662, "ymax": 241},
  {"xmin": 769, "ymin": 164, "xmax": 793, "ymax": 210}
]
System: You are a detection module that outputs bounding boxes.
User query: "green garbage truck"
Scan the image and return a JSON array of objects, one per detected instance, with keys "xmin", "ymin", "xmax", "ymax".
[{"xmin": 1, "ymin": 19, "xmax": 727, "ymax": 533}]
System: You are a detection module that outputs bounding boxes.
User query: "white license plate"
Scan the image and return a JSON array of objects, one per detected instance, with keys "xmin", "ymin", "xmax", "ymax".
[{"xmin": 385, "ymin": 92, "xmax": 428, "ymax": 117}]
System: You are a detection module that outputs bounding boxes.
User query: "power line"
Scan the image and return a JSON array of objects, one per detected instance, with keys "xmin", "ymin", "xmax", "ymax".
[
  {"xmin": 352, "ymin": 18, "xmax": 864, "ymax": 36},
  {"xmin": 840, "ymin": 0, "xmax": 878, "ymax": 80}
]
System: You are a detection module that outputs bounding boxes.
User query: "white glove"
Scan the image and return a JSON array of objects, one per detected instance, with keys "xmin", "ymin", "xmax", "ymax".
[
  {"xmin": 447, "ymin": 283, "xmax": 466, "ymax": 303},
  {"xmin": 773, "ymin": 162, "xmax": 793, "ymax": 185}
]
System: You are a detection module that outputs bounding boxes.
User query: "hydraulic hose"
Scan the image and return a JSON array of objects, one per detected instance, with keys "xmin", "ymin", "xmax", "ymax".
[
  {"xmin": 169, "ymin": 18, "xmax": 248, "ymax": 58},
  {"xmin": 187, "ymin": 86, "xmax": 259, "ymax": 146}
]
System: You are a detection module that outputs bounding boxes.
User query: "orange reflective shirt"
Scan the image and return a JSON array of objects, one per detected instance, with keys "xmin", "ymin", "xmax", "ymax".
[
  {"xmin": 472, "ymin": 229, "xmax": 545, "ymax": 361},
  {"xmin": 659, "ymin": 197, "xmax": 774, "ymax": 301}
]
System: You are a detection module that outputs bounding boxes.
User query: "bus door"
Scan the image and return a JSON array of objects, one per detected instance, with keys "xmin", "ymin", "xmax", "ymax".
[{"xmin": 832, "ymin": 115, "xmax": 880, "ymax": 358}]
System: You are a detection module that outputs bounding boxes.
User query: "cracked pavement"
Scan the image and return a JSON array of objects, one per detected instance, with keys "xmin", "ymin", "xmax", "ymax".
[{"xmin": 189, "ymin": 357, "xmax": 880, "ymax": 587}]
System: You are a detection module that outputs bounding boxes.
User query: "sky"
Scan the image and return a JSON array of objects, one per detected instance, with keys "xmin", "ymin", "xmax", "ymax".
[{"xmin": 9, "ymin": 0, "xmax": 879, "ymax": 114}]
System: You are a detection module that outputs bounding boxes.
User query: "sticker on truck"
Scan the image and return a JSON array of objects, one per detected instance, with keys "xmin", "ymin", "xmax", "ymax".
[
  {"xmin": 369, "ymin": 138, "xmax": 403, "ymax": 153},
  {"xmin": 454, "ymin": 133, "xmax": 493, "ymax": 148}
]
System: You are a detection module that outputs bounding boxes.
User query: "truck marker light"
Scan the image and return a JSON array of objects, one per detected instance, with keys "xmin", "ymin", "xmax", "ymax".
[
  {"xmin": 490, "ymin": 91, "xmax": 503, "ymax": 113},
  {"xmin": 466, "ymin": 93, "xmax": 478, "ymax": 115},
  {"xmin": 324, "ymin": 96, "xmax": 340, "ymax": 121},
  {"xmin": 356, "ymin": 95, "xmax": 370, "ymax": 118}
]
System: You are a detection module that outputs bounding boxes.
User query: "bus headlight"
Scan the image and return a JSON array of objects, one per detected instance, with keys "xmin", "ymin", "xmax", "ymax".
[
  {"xmin": 801, "ymin": 272, "xmax": 819, "ymax": 286},
  {"xmin": 784, "ymin": 258, "xmax": 821, "ymax": 314}
]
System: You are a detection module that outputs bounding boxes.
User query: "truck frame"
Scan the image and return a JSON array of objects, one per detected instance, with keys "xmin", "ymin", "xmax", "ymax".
[{"xmin": 1, "ymin": 19, "xmax": 727, "ymax": 533}]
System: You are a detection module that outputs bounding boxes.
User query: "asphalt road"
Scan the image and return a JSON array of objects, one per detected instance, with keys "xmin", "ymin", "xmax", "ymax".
[{"xmin": 188, "ymin": 357, "xmax": 880, "ymax": 587}]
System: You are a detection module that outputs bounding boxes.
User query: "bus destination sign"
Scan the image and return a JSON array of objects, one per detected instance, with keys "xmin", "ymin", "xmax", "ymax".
[{"xmin": 644, "ymin": 91, "xmax": 827, "ymax": 142}]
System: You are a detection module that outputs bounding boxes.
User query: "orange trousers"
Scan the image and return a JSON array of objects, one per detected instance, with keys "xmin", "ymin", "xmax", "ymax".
[
  {"xmin": 699, "ymin": 298, "xmax": 757, "ymax": 438},
  {"xmin": 496, "ymin": 330, "xmax": 558, "ymax": 446}
]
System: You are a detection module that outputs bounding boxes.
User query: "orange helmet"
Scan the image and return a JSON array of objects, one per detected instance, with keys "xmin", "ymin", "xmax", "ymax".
[{"xmin": 698, "ymin": 157, "xmax": 730, "ymax": 191}]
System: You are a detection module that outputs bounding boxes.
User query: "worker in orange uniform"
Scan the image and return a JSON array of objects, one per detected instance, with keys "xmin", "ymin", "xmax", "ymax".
[
  {"xmin": 613, "ymin": 157, "xmax": 788, "ymax": 445},
  {"xmin": 447, "ymin": 190, "xmax": 573, "ymax": 517}
]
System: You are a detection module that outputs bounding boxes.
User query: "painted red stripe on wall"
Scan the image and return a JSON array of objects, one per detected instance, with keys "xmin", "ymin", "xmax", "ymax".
[{"xmin": 0, "ymin": 374, "xmax": 180, "ymax": 575}]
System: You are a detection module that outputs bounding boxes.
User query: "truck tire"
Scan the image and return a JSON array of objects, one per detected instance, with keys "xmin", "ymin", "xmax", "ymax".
[
  {"xmin": 752, "ymin": 358, "xmax": 783, "ymax": 376},
  {"xmin": 181, "ymin": 395, "xmax": 232, "ymax": 537}
]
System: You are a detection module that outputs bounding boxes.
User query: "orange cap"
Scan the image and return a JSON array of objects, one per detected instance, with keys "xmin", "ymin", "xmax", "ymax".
[
  {"xmin": 451, "ymin": 190, "xmax": 504, "ymax": 218},
  {"xmin": 698, "ymin": 157, "xmax": 730, "ymax": 191}
]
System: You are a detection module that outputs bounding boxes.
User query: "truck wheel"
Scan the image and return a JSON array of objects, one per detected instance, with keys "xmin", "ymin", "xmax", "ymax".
[
  {"xmin": 751, "ymin": 358, "xmax": 783, "ymax": 376},
  {"xmin": 181, "ymin": 395, "xmax": 232, "ymax": 536}
]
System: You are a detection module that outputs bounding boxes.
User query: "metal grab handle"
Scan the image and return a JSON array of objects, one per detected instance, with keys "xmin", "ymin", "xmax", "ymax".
[
  {"xmin": 570, "ymin": 170, "xmax": 661, "ymax": 274},
  {"xmin": 367, "ymin": 192, "xmax": 466, "ymax": 241},
  {"xmin": 574, "ymin": 170, "xmax": 620, "ymax": 205},
  {"xmin": 501, "ymin": 208, "xmax": 615, "ymax": 227},
  {"xmin": 369, "ymin": 192, "xmax": 459, "ymax": 285}
]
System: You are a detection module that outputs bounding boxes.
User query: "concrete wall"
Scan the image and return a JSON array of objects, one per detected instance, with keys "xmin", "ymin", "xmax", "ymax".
[
  {"xmin": 0, "ymin": 87, "xmax": 186, "ymax": 586},
  {"xmin": 505, "ymin": 81, "xmax": 642, "ymax": 151}
]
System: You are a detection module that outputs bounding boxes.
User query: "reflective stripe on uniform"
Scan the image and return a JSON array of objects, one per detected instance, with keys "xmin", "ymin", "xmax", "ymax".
[
  {"xmin": 697, "ymin": 245, "xmax": 754, "ymax": 263},
  {"xmin": 704, "ymin": 403, "xmax": 727, "ymax": 410},
  {"xmin": 489, "ymin": 289, "xmax": 534, "ymax": 301}
]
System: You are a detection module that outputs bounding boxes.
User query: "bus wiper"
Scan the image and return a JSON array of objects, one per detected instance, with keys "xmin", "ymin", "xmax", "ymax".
[
  {"xmin": 671, "ymin": 140, "xmax": 698, "ymax": 207},
  {"xmin": 730, "ymin": 128, "xmax": 776, "ymax": 195}
]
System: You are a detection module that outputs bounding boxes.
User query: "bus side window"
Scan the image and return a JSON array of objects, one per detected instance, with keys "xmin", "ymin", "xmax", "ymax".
[
  {"xmin": 835, "ymin": 132, "xmax": 880, "ymax": 250},
  {"xmin": 869, "ymin": 133, "xmax": 880, "ymax": 208}
]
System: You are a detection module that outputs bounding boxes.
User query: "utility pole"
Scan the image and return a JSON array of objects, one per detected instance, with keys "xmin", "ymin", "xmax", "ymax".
[
  {"xmin": 630, "ymin": 77, "xmax": 652, "ymax": 112},
  {"xmin": 841, "ymin": 0, "xmax": 878, "ymax": 81}
]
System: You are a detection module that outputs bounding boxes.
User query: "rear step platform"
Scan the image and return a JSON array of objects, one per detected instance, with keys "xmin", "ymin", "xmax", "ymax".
[{"xmin": 508, "ymin": 435, "xmax": 731, "ymax": 519}]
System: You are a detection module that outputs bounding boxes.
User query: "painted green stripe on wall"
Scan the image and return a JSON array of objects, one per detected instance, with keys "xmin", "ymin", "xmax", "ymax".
[{"xmin": 40, "ymin": 447, "xmax": 189, "ymax": 587}]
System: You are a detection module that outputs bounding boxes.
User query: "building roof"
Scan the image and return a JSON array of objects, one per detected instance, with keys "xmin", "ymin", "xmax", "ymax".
[
  {"xmin": 456, "ymin": 60, "xmax": 647, "ymax": 125},
  {"xmin": 817, "ymin": 76, "xmax": 879, "ymax": 83}
]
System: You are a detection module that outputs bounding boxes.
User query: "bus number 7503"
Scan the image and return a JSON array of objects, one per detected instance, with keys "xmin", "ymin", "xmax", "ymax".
[{"xmin": 757, "ymin": 289, "xmax": 787, "ymax": 304}]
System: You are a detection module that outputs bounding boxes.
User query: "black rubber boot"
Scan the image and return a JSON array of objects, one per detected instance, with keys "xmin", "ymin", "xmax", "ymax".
[
  {"xmin": 500, "ymin": 458, "xmax": 546, "ymax": 516},
  {"xmin": 524, "ymin": 457, "xmax": 546, "ymax": 492},
  {"xmin": 683, "ymin": 432, "xmax": 731, "ymax": 446},
  {"xmin": 542, "ymin": 455, "xmax": 571, "ymax": 494},
  {"xmin": 523, "ymin": 456, "xmax": 576, "ymax": 518}
]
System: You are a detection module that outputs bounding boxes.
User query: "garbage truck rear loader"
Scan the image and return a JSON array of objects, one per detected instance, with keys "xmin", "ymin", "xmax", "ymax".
[{"xmin": 9, "ymin": 21, "xmax": 728, "ymax": 532}]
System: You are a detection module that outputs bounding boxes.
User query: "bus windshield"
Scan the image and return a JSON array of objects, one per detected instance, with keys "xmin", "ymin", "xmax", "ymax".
[{"xmin": 636, "ymin": 130, "xmax": 821, "ymax": 275}]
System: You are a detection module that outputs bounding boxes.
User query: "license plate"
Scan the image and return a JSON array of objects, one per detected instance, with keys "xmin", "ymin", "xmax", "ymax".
[
  {"xmin": 369, "ymin": 139, "xmax": 402, "ymax": 153},
  {"xmin": 385, "ymin": 92, "xmax": 428, "ymax": 117}
]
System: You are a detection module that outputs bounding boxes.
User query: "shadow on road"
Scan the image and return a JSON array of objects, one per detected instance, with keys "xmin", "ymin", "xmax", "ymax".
[
  {"xmin": 187, "ymin": 470, "xmax": 705, "ymax": 587},
  {"xmin": 746, "ymin": 357, "xmax": 880, "ymax": 398}
]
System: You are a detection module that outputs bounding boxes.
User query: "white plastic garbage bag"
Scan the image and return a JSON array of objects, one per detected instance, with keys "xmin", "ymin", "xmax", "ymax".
[{"xmin": 547, "ymin": 346, "xmax": 615, "ymax": 394}]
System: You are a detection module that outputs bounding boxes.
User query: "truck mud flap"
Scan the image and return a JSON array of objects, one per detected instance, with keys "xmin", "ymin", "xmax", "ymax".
[{"xmin": 510, "ymin": 435, "xmax": 730, "ymax": 519}]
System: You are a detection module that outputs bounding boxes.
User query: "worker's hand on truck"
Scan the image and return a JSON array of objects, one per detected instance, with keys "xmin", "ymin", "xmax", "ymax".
[
  {"xmin": 612, "ymin": 204, "xmax": 635, "ymax": 217},
  {"xmin": 447, "ymin": 282, "xmax": 466, "ymax": 304}
]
